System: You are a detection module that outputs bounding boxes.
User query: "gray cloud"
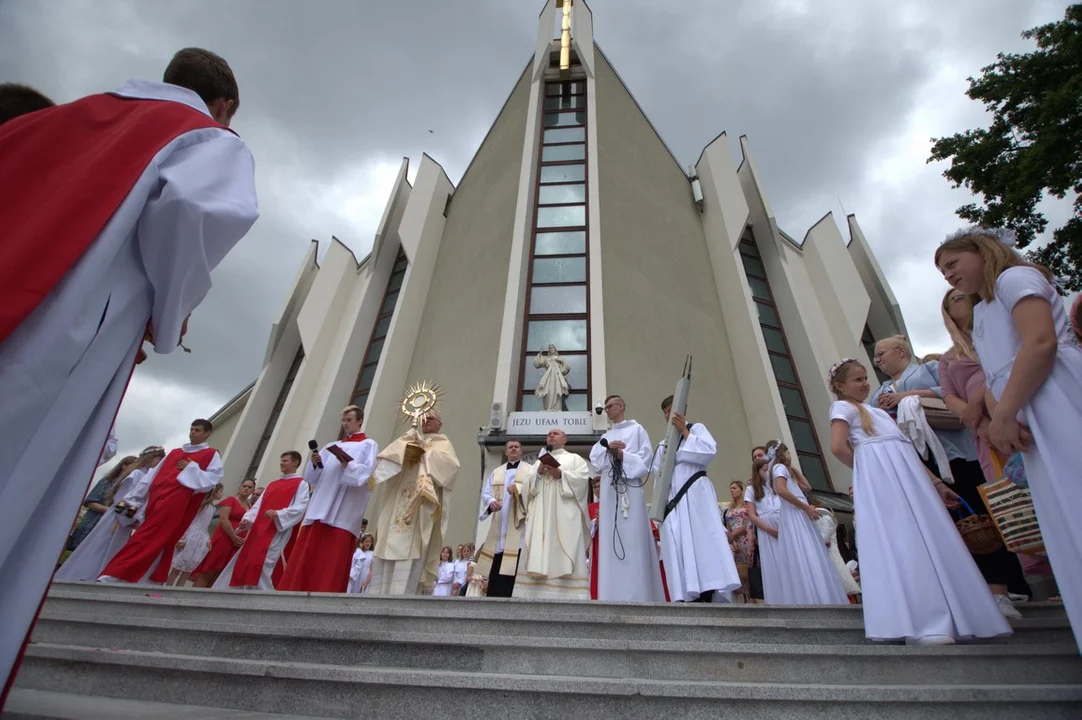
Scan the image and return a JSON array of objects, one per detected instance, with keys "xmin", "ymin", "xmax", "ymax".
[{"xmin": 1, "ymin": 0, "xmax": 1073, "ymax": 459}]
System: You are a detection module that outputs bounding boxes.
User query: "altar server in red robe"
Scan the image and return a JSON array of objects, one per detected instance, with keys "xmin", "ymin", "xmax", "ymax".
[
  {"xmin": 214, "ymin": 452, "xmax": 310, "ymax": 590},
  {"xmin": 280, "ymin": 406, "xmax": 378, "ymax": 593},
  {"xmin": 0, "ymin": 48, "xmax": 258, "ymax": 693},
  {"xmin": 98, "ymin": 420, "xmax": 223, "ymax": 584}
]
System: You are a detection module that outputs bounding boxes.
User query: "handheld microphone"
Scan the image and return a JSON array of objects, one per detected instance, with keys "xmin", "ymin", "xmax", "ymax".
[
  {"xmin": 308, "ymin": 439, "xmax": 323, "ymax": 468},
  {"xmin": 599, "ymin": 438, "xmax": 609, "ymax": 448},
  {"xmin": 544, "ymin": 444, "xmax": 553, "ymax": 453}
]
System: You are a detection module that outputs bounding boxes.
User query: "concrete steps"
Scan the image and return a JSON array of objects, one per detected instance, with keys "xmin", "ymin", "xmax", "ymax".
[{"xmin": 8, "ymin": 581, "xmax": 1081, "ymax": 719}]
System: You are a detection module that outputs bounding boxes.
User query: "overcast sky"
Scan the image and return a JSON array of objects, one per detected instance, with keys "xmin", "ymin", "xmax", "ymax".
[{"xmin": 1, "ymin": 0, "xmax": 1074, "ymax": 462}]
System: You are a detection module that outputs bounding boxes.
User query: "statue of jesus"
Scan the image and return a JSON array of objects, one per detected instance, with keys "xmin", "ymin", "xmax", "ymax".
[{"xmin": 534, "ymin": 345, "xmax": 571, "ymax": 412}]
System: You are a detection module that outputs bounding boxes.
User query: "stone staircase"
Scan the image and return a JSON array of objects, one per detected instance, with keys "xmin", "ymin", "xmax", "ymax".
[{"xmin": 6, "ymin": 581, "xmax": 1081, "ymax": 719}]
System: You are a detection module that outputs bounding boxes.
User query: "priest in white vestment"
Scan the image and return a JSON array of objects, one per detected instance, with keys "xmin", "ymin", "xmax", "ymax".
[
  {"xmin": 589, "ymin": 395, "xmax": 666, "ymax": 602},
  {"xmin": 369, "ymin": 414, "xmax": 460, "ymax": 595},
  {"xmin": 514, "ymin": 429, "xmax": 592, "ymax": 599},
  {"xmin": 653, "ymin": 396, "xmax": 741, "ymax": 603},
  {"xmin": 214, "ymin": 452, "xmax": 310, "ymax": 591},
  {"xmin": 476, "ymin": 439, "xmax": 529, "ymax": 598},
  {"xmin": 0, "ymin": 49, "xmax": 258, "ymax": 690}
]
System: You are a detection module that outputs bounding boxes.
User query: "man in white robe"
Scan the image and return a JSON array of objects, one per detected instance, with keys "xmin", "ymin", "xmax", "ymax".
[
  {"xmin": 653, "ymin": 395, "xmax": 741, "ymax": 603},
  {"xmin": 214, "ymin": 452, "xmax": 310, "ymax": 591},
  {"xmin": 514, "ymin": 429, "xmax": 592, "ymax": 599},
  {"xmin": 0, "ymin": 48, "xmax": 257, "ymax": 692},
  {"xmin": 279, "ymin": 406, "xmax": 377, "ymax": 593},
  {"xmin": 369, "ymin": 414, "xmax": 460, "ymax": 595},
  {"xmin": 589, "ymin": 395, "xmax": 666, "ymax": 602},
  {"xmin": 476, "ymin": 439, "xmax": 529, "ymax": 598}
]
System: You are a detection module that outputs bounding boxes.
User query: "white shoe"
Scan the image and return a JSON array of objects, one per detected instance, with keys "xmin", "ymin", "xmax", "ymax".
[
  {"xmin": 906, "ymin": 635, "xmax": 956, "ymax": 646},
  {"xmin": 995, "ymin": 594, "xmax": 1023, "ymax": 619},
  {"xmin": 1007, "ymin": 592, "xmax": 1029, "ymax": 603}
]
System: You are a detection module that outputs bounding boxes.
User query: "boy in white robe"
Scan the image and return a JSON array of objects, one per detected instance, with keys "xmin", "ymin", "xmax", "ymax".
[
  {"xmin": 653, "ymin": 395, "xmax": 741, "ymax": 603},
  {"xmin": 589, "ymin": 395, "xmax": 666, "ymax": 602},
  {"xmin": 214, "ymin": 452, "xmax": 310, "ymax": 591},
  {"xmin": 0, "ymin": 47, "xmax": 258, "ymax": 692}
]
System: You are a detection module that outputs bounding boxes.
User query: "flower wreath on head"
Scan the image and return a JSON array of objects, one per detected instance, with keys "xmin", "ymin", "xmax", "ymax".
[
  {"xmin": 827, "ymin": 358, "xmax": 860, "ymax": 386},
  {"xmin": 944, "ymin": 225, "xmax": 1071, "ymax": 293},
  {"xmin": 943, "ymin": 225, "xmax": 1017, "ymax": 247}
]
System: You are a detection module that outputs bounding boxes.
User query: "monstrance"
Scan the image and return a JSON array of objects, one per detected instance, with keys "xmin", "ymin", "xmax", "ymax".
[{"xmin": 400, "ymin": 380, "xmax": 442, "ymax": 432}]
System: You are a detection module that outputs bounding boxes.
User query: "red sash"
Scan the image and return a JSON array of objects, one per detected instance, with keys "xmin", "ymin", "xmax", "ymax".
[
  {"xmin": 100, "ymin": 446, "xmax": 217, "ymax": 582},
  {"xmin": 230, "ymin": 476, "xmax": 303, "ymax": 587},
  {"xmin": 0, "ymin": 93, "xmax": 229, "ymax": 344}
]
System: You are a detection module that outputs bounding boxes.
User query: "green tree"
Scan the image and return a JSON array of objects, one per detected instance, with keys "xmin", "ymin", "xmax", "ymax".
[{"xmin": 929, "ymin": 4, "xmax": 1081, "ymax": 291}]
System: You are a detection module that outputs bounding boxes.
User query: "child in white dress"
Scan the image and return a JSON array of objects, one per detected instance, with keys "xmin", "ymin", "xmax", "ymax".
[
  {"xmin": 769, "ymin": 444, "xmax": 848, "ymax": 605},
  {"xmin": 742, "ymin": 458, "xmax": 783, "ymax": 604},
  {"xmin": 812, "ymin": 503, "xmax": 861, "ymax": 597},
  {"xmin": 347, "ymin": 533, "xmax": 375, "ymax": 594},
  {"xmin": 936, "ymin": 226, "xmax": 1082, "ymax": 652},
  {"xmin": 168, "ymin": 484, "xmax": 223, "ymax": 586},
  {"xmin": 432, "ymin": 546, "xmax": 456, "ymax": 597},
  {"xmin": 828, "ymin": 358, "xmax": 1012, "ymax": 644}
]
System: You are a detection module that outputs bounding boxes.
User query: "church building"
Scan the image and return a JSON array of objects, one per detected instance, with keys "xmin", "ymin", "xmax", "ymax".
[{"xmin": 208, "ymin": 0, "xmax": 907, "ymax": 547}]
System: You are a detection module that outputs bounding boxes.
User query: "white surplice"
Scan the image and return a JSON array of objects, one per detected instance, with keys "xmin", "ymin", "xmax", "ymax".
[
  {"xmin": 972, "ymin": 266, "xmax": 1082, "ymax": 650},
  {"xmin": 98, "ymin": 443, "xmax": 223, "ymax": 584},
  {"xmin": 514, "ymin": 448, "xmax": 592, "ymax": 600},
  {"xmin": 213, "ymin": 476, "xmax": 310, "ymax": 590},
  {"xmin": 0, "ymin": 79, "xmax": 257, "ymax": 686},
  {"xmin": 54, "ymin": 469, "xmax": 142, "ymax": 582},
  {"xmin": 303, "ymin": 436, "xmax": 378, "ymax": 536},
  {"xmin": 589, "ymin": 420, "xmax": 665, "ymax": 602},
  {"xmin": 653, "ymin": 424, "xmax": 741, "ymax": 602}
]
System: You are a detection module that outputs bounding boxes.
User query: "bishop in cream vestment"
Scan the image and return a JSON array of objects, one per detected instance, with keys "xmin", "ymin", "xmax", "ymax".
[{"xmin": 369, "ymin": 416, "xmax": 460, "ymax": 595}]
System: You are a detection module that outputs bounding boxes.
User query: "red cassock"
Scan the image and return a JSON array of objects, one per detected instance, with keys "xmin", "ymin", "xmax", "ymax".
[
  {"xmin": 228, "ymin": 477, "xmax": 303, "ymax": 587},
  {"xmin": 100, "ymin": 447, "xmax": 218, "ymax": 583},
  {"xmin": 278, "ymin": 522, "xmax": 357, "ymax": 594},
  {"xmin": 651, "ymin": 519, "xmax": 671, "ymax": 603},
  {"xmin": 588, "ymin": 501, "xmax": 599, "ymax": 600},
  {"xmin": 0, "ymin": 94, "xmax": 225, "ymax": 345},
  {"xmin": 191, "ymin": 496, "xmax": 248, "ymax": 580}
]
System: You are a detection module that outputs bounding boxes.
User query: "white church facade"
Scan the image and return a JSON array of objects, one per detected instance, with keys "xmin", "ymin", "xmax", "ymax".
[{"xmin": 208, "ymin": 0, "xmax": 907, "ymax": 547}]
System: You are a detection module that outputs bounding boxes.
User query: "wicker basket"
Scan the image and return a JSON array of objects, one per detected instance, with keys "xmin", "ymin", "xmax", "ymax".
[{"xmin": 954, "ymin": 498, "xmax": 1003, "ymax": 555}]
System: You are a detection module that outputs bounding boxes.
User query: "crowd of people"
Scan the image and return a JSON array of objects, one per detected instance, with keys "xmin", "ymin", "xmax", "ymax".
[{"xmin": 2, "ymin": 40, "xmax": 1082, "ymax": 702}]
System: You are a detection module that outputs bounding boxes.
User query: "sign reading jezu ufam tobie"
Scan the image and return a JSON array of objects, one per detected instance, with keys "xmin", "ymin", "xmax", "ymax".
[{"xmin": 506, "ymin": 411, "xmax": 596, "ymax": 435}]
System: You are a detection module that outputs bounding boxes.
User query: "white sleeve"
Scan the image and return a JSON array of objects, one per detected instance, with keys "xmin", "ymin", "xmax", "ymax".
[
  {"xmin": 339, "ymin": 440, "xmax": 378, "ymax": 487},
  {"xmin": 743, "ymin": 485, "xmax": 756, "ymax": 506},
  {"xmin": 304, "ymin": 455, "xmax": 325, "ymax": 486},
  {"xmin": 620, "ymin": 427, "xmax": 653, "ymax": 480},
  {"xmin": 123, "ymin": 466, "xmax": 156, "ymax": 505},
  {"xmin": 98, "ymin": 425, "xmax": 118, "ymax": 466},
  {"xmin": 176, "ymin": 451, "xmax": 223, "ymax": 492},
  {"xmin": 274, "ymin": 482, "xmax": 311, "ymax": 532},
  {"xmin": 589, "ymin": 441, "xmax": 608, "ymax": 472},
  {"xmin": 676, "ymin": 424, "xmax": 717, "ymax": 466},
  {"xmin": 242, "ymin": 492, "xmax": 263, "ymax": 524},
  {"xmin": 996, "ymin": 266, "xmax": 1056, "ymax": 312},
  {"xmin": 479, "ymin": 471, "xmax": 496, "ymax": 520},
  {"xmin": 829, "ymin": 401, "xmax": 857, "ymax": 426},
  {"xmin": 137, "ymin": 132, "xmax": 259, "ymax": 353}
]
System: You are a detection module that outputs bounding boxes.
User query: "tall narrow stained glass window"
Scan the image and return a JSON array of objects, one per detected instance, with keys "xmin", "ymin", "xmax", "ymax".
[
  {"xmin": 350, "ymin": 249, "xmax": 408, "ymax": 408},
  {"xmin": 517, "ymin": 80, "xmax": 590, "ymax": 412},
  {"xmin": 739, "ymin": 232, "xmax": 833, "ymax": 491},
  {"xmin": 246, "ymin": 347, "xmax": 305, "ymax": 480}
]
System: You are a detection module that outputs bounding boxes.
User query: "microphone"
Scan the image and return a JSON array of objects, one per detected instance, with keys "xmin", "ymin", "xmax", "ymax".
[
  {"xmin": 599, "ymin": 438, "xmax": 609, "ymax": 448},
  {"xmin": 544, "ymin": 444, "xmax": 553, "ymax": 453},
  {"xmin": 308, "ymin": 439, "xmax": 323, "ymax": 468}
]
